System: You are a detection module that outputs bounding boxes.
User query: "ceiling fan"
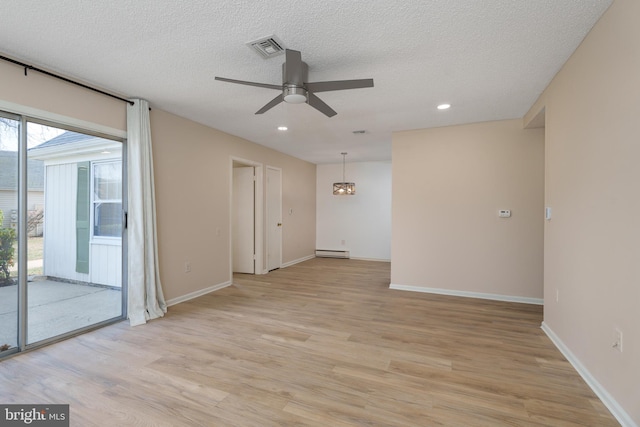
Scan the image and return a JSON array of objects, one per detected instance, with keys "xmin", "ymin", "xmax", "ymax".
[{"xmin": 215, "ymin": 49, "xmax": 374, "ymax": 118}]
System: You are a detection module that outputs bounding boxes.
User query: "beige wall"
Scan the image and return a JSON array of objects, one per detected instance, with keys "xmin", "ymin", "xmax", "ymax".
[
  {"xmin": 392, "ymin": 119, "xmax": 544, "ymax": 300},
  {"xmin": 0, "ymin": 60, "xmax": 126, "ymax": 133},
  {"xmin": 0, "ymin": 61, "xmax": 316, "ymax": 304},
  {"xmin": 150, "ymin": 109, "xmax": 316, "ymax": 301},
  {"xmin": 530, "ymin": 0, "xmax": 639, "ymax": 423}
]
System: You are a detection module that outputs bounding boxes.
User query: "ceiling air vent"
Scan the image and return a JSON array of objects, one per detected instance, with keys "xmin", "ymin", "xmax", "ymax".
[{"xmin": 246, "ymin": 35, "xmax": 285, "ymax": 59}]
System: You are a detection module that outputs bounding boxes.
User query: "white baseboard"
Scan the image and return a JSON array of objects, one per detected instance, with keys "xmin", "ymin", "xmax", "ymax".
[
  {"xmin": 165, "ymin": 280, "xmax": 232, "ymax": 307},
  {"xmin": 389, "ymin": 283, "xmax": 543, "ymax": 305},
  {"xmin": 351, "ymin": 257, "xmax": 391, "ymax": 262},
  {"xmin": 281, "ymin": 254, "xmax": 315, "ymax": 268},
  {"xmin": 541, "ymin": 322, "xmax": 637, "ymax": 427}
]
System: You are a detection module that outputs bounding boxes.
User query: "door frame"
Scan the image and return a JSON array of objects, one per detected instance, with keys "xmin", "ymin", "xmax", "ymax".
[
  {"xmin": 266, "ymin": 165, "xmax": 282, "ymax": 272},
  {"xmin": 229, "ymin": 157, "xmax": 263, "ymax": 282}
]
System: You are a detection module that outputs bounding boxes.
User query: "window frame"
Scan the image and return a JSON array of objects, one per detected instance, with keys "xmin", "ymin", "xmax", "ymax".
[{"xmin": 90, "ymin": 159, "xmax": 123, "ymax": 243}]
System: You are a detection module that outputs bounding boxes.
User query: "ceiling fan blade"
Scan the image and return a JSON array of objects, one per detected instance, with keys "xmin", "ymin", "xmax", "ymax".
[
  {"xmin": 215, "ymin": 76, "xmax": 281, "ymax": 91},
  {"xmin": 306, "ymin": 78, "xmax": 374, "ymax": 93},
  {"xmin": 284, "ymin": 49, "xmax": 304, "ymax": 85},
  {"xmin": 307, "ymin": 93, "xmax": 337, "ymax": 117},
  {"xmin": 255, "ymin": 94, "xmax": 284, "ymax": 114}
]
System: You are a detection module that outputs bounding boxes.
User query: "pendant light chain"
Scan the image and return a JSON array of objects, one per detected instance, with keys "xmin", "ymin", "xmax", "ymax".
[{"xmin": 342, "ymin": 152, "xmax": 347, "ymax": 182}]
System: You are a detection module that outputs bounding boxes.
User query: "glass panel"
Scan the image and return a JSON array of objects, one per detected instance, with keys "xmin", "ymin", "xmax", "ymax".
[
  {"xmin": 94, "ymin": 162, "xmax": 122, "ymax": 200},
  {"xmin": 0, "ymin": 115, "xmax": 20, "ymax": 353},
  {"xmin": 26, "ymin": 124, "xmax": 123, "ymax": 344},
  {"xmin": 94, "ymin": 202, "xmax": 122, "ymax": 237},
  {"xmin": 93, "ymin": 161, "xmax": 122, "ymax": 237}
]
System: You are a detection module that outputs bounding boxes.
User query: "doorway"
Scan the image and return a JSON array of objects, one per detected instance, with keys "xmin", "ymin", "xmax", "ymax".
[
  {"xmin": 230, "ymin": 158, "xmax": 263, "ymax": 278},
  {"xmin": 232, "ymin": 165, "xmax": 254, "ymax": 274}
]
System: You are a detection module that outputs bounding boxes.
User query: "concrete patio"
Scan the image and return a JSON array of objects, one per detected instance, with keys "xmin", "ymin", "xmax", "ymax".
[{"xmin": 0, "ymin": 277, "xmax": 122, "ymax": 348}]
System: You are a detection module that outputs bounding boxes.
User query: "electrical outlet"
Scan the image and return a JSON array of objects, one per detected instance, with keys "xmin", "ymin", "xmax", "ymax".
[
  {"xmin": 613, "ymin": 328, "xmax": 623, "ymax": 352},
  {"xmin": 184, "ymin": 262, "xmax": 192, "ymax": 273}
]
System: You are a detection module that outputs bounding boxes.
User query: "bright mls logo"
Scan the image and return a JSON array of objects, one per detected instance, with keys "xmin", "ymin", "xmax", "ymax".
[{"xmin": 0, "ymin": 405, "xmax": 68, "ymax": 426}]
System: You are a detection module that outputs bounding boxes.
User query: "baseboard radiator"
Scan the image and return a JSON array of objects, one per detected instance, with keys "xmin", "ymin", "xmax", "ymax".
[{"xmin": 315, "ymin": 249, "xmax": 350, "ymax": 259}]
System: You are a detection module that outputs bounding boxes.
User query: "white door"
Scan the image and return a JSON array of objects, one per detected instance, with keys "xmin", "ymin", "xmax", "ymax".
[
  {"xmin": 232, "ymin": 167, "xmax": 254, "ymax": 273},
  {"xmin": 266, "ymin": 167, "xmax": 282, "ymax": 271}
]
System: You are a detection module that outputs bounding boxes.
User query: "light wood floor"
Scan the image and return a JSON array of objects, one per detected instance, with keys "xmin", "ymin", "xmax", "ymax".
[{"xmin": 0, "ymin": 259, "xmax": 619, "ymax": 426}]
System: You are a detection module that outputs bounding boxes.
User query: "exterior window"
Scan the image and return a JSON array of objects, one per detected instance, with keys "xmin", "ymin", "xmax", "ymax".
[{"xmin": 93, "ymin": 161, "xmax": 122, "ymax": 237}]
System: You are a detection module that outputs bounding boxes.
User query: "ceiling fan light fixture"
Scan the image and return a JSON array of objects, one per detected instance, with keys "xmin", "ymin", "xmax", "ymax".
[
  {"xmin": 283, "ymin": 86, "xmax": 307, "ymax": 104},
  {"xmin": 215, "ymin": 49, "xmax": 373, "ymax": 117}
]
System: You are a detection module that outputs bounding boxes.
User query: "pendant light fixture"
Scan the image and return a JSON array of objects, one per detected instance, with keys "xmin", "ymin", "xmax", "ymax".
[{"xmin": 333, "ymin": 152, "xmax": 356, "ymax": 195}]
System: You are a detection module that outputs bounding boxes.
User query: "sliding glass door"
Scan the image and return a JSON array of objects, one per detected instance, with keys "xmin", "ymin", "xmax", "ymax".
[
  {"xmin": 0, "ymin": 113, "xmax": 20, "ymax": 354},
  {"xmin": 0, "ymin": 112, "xmax": 126, "ymax": 356}
]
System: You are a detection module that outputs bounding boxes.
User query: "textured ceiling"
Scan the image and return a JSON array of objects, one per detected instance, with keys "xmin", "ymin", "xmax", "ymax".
[{"xmin": 0, "ymin": 0, "xmax": 612, "ymax": 164}]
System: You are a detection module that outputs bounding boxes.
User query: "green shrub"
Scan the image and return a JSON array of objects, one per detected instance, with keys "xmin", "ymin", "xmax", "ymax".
[{"xmin": 0, "ymin": 210, "xmax": 16, "ymax": 284}]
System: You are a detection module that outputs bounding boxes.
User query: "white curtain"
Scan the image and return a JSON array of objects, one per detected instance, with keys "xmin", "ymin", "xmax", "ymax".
[{"xmin": 127, "ymin": 99, "xmax": 167, "ymax": 326}]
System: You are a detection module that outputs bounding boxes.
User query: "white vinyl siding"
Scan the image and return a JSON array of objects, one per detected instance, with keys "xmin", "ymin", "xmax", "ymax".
[
  {"xmin": 42, "ymin": 162, "xmax": 121, "ymax": 287},
  {"xmin": 43, "ymin": 163, "xmax": 88, "ymax": 282},
  {"xmin": 90, "ymin": 242, "xmax": 122, "ymax": 286}
]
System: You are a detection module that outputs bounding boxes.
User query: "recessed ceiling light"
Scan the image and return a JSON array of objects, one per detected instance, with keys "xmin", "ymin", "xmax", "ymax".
[
  {"xmin": 437, "ymin": 104, "xmax": 451, "ymax": 110},
  {"xmin": 277, "ymin": 126, "xmax": 288, "ymax": 131}
]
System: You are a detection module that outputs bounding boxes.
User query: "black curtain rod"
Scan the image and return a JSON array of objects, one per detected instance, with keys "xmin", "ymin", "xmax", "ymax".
[{"xmin": 0, "ymin": 54, "xmax": 134, "ymax": 106}]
